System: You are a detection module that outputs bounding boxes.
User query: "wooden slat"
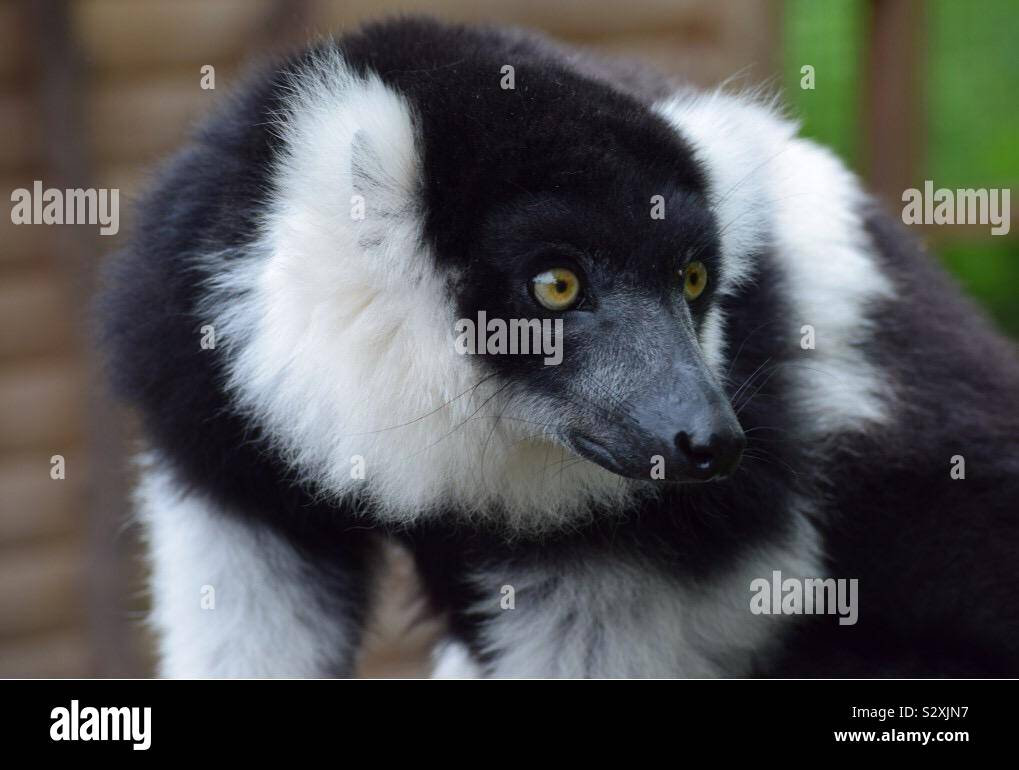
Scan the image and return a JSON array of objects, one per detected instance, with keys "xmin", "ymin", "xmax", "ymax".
[
  {"xmin": 590, "ymin": 31, "xmax": 765, "ymax": 88},
  {"xmin": 29, "ymin": 0, "xmax": 144, "ymax": 678},
  {"xmin": 0, "ymin": 452, "xmax": 85, "ymax": 546},
  {"xmin": 0, "ymin": 538, "xmax": 87, "ymax": 639},
  {"xmin": 0, "ymin": 176, "xmax": 59, "ymax": 266},
  {"xmin": 0, "ymin": 92, "xmax": 41, "ymax": 172},
  {"xmin": 864, "ymin": 0, "xmax": 924, "ymax": 207},
  {"xmin": 313, "ymin": 0, "xmax": 725, "ymax": 40},
  {"xmin": 0, "ymin": 628, "xmax": 93, "ymax": 677},
  {"xmin": 86, "ymin": 75, "xmax": 220, "ymax": 165},
  {"xmin": 75, "ymin": 0, "xmax": 277, "ymax": 72},
  {"xmin": 0, "ymin": 4, "xmax": 29, "ymax": 86},
  {"xmin": 0, "ymin": 358, "xmax": 85, "ymax": 453},
  {"xmin": 95, "ymin": 163, "xmax": 148, "ymax": 200},
  {"xmin": 0, "ymin": 269, "xmax": 74, "ymax": 359}
]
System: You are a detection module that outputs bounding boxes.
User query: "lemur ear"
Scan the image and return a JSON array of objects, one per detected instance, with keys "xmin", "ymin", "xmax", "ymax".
[
  {"xmin": 350, "ymin": 129, "xmax": 378, "ymax": 194},
  {"xmin": 270, "ymin": 64, "xmax": 420, "ymax": 263},
  {"xmin": 350, "ymin": 128, "xmax": 405, "ymax": 216},
  {"xmin": 347, "ymin": 111, "xmax": 420, "ymax": 255}
]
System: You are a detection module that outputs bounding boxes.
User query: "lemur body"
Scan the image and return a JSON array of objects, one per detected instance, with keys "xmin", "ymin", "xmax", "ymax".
[{"xmin": 102, "ymin": 18, "xmax": 1019, "ymax": 676}]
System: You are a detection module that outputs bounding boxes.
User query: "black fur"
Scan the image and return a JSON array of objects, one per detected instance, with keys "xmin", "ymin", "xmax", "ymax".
[{"xmin": 772, "ymin": 204, "xmax": 1019, "ymax": 674}]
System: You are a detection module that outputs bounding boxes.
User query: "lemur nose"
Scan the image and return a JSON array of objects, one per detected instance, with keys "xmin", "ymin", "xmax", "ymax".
[{"xmin": 674, "ymin": 429, "xmax": 745, "ymax": 480}]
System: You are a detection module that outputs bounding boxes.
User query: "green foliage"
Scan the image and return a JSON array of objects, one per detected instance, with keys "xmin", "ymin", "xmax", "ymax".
[
  {"xmin": 783, "ymin": 0, "xmax": 863, "ymax": 165},
  {"xmin": 783, "ymin": 0, "xmax": 1018, "ymax": 337}
]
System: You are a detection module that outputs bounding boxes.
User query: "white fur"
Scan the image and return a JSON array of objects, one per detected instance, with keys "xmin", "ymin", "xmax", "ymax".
[
  {"xmin": 202, "ymin": 51, "xmax": 633, "ymax": 533},
  {"xmin": 656, "ymin": 90, "xmax": 794, "ymax": 296},
  {"xmin": 655, "ymin": 91, "xmax": 896, "ymax": 435},
  {"xmin": 431, "ymin": 640, "xmax": 484, "ymax": 678},
  {"xmin": 455, "ymin": 515, "xmax": 820, "ymax": 677},
  {"xmin": 698, "ymin": 304, "xmax": 727, "ymax": 374},
  {"xmin": 137, "ymin": 454, "xmax": 359, "ymax": 677}
]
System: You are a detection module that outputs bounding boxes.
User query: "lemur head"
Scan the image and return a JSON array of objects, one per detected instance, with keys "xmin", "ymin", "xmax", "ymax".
[
  {"xmin": 209, "ymin": 21, "xmax": 748, "ymax": 531},
  {"xmin": 436, "ymin": 92, "xmax": 746, "ymax": 486}
]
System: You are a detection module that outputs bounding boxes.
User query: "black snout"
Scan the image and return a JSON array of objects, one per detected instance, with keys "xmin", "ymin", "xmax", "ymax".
[
  {"xmin": 567, "ymin": 388, "xmax": 745, "ymax": 483},
  {"xmin": 566, "ymin": 348, "xmax": 746, "ymax": 483},
  {"xmin": 629, "ymin": 398, "xmax": 744, "ymax": 482},
  {"xmin": 563, "ymin": 321, "xmax": 746, "ymax": 483},
  {"xmin": 673, "ymin": 424, "xmax": 745, "ymax": 481}
]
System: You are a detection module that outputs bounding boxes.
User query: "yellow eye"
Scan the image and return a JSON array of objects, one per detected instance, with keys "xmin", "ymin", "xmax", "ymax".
[
  {"xmin": 532, "ymin": 267, "xmax": 581, "ymax": 311},
  {"xmin": 682, "ymin": 261, "xmax": 708, "ymax": 301}
]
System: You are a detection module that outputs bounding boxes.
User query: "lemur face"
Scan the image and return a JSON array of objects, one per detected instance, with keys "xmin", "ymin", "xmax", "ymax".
[
  {"xmin": 401, "ymin": 47, "xmax": 745, "ymax": 484},
  {"xmin": 451, "ymin": 178, "xmax": 744, "ymax": 483}
]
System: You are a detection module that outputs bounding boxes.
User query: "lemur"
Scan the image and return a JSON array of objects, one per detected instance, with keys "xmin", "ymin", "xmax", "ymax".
[{"xmin": 101, "ymin": 17, "xmax": 1019, "ymax": 677}]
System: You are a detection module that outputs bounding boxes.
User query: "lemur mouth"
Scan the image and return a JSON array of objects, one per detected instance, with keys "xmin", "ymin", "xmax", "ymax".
[
  {"xmin": 566, "ymin": 428, "xmax": 742, "ymax": 484},
  {"xmin": 567, "ymin": 433, "xmax": 634, "ymax": 478}
]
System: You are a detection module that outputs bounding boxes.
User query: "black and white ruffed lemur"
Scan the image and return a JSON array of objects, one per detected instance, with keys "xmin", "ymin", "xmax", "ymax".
[{"xmin": 100, "ymin": 17, "xmax": 1019, "ymax": 677}]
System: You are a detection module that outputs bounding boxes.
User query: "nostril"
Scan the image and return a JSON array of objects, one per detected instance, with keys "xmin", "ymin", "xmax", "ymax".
[
  {"xmin": 689, "ymin": 449, "xmax": 715, "ymax": 470},
  {"xmin": 675, "ymin": 431, "xmax": 717, "ymax": 473}
]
